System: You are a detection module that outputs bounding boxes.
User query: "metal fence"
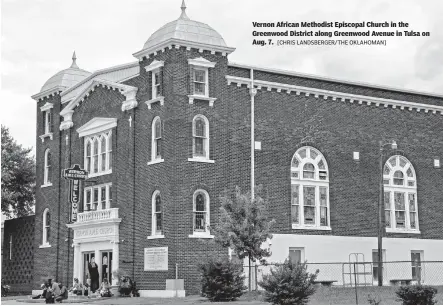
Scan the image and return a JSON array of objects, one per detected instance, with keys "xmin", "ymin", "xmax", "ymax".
[{"xmin": 244, "ymin": 261, "xmax": 443, "ymax": 305}]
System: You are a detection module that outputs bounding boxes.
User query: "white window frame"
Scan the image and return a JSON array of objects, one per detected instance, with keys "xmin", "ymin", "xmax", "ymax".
[
  {"xmin": 83, "ymin": 183, "xmax": 112, "ymax": 212},
  {"xmin": 290, "ymin": 146, "xmax": 331, "ymax": 230},
  {"xmin": 148, "ymin": 190, "xmax": 164, "ymax": 239},
  {"xmin": 189, "ymin": 115, "xmax": 214, "ymax": 163},
  {"xmin": 84, "ymin": 131, "xmax": 112, "ymax": 177},
  {"xmin": 193, "ymin": 68, "xmax": 209, "ymax": 97},
  {"xmin": 152, "ymin": 69, "xmax": 161, "ymax": 99},
  {"xmin": 187, "ymin": 57, "xmax": 217, "ymax": 106},
  {"xmin": 42, "ymin": 149, "xmax": 52, "ymax": 187},
  {"xmin": 40, "ymin": 208, "xmax": 51, "ymax": 248},
  {"xmin": 189, "ymin": 189, "xmax": 213, "ymax": 238},
  {"xmin": 144, "ymin": 60, "xmax": 165, "ymax": 109},
  {"xmin": 39, "ymin": 102, "xmax": 53, "ymax": 142},
  {"xmin": 384, "ymin": 155, "xmax": 420, "ymax": 233},
  {"xmin": 148, "ymin": 117, "xmax": 164, "ymax": 165}
]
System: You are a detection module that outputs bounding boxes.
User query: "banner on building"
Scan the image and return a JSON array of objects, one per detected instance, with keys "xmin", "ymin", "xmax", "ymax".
[{"xmin": 63, "ymin": 164, "xmax": 88, "ymax": 222}]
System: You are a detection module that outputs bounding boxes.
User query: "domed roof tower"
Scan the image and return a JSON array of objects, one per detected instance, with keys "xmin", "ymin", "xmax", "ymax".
[
  {"xmin": 40, "ymin": 52, "xmax": 91, "ymax": 93},
  {"xmin": 133, "ymin": 0, "xmax": 235, "ymax": 59}
]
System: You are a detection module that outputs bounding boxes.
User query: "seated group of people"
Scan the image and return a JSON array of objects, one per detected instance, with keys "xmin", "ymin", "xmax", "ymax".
[
  {"xmin": 70, "ymin": 277, "xmax": 112, "ymax": 298},
  {"xmin": 32, "ymin": 277, "xmax": 112, "ymax": 303},
  {"xmin": 32, "ymin": 280, "xmax": 68, "ymax": 303}
]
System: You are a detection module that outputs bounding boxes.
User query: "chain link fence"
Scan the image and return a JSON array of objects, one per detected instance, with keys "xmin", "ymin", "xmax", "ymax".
[{"xmin": 244, "ymin": 261, "xmax": 443, "ymax": 304}]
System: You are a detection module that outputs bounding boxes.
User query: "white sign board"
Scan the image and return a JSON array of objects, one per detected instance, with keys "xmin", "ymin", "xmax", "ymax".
[{"xmin": 144, "ymin": 247, "xmax": 168, "ymax": 271}]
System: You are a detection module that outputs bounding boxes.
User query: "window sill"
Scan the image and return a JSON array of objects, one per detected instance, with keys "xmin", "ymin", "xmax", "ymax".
[
  {"xmin": 39, "ymin": 133, "xmax": 53, "ymax": 143},
  {"xmin": 41, "ymin": 183, "xmax": 53, "ymax": 188},
  {"xmin": 39, "ymin": 244, "xmax": 51, "ymax": 249},
  {"xmin": 147, "ymin": 159, "xmax": 165, "ymax": 165},
  {"xmin": 292, "ymin": 224, "xmax": 332, "ymax": 231},
  {"xmin": 386, "ymin": 228, "xmax": 421, "ymax": 234},
  {"xmin": 188, "ymin": 95, "xmax": 217, "ymax": 107},
  {"xmin": 87, "ymin": 169, "xmax": 112, "ymax": 178},
  {"xmin": 188, "ymin": 158, "xmax": 215, "ymax": 164},
  {"xmin": 145, "ymin": 96, "xmax": 164, "ymax": 110},
  {"xmin": 188, "ymin": 234, "xmax": 214, "ymax": 239},
  {"xmin": 147, "ymin": 235, "xmax": 165, "ymax": 240}
]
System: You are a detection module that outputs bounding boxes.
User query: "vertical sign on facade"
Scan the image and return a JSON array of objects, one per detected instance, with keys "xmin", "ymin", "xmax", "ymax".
[{"xmin": 63, "ymin": 164, "xmax": 88, "ymax": 222}]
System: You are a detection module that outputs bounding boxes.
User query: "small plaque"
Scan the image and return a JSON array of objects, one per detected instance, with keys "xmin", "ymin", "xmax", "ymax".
[{"xmin": 144, "ymin": 247, "xmax": 168, "ymax": 271}]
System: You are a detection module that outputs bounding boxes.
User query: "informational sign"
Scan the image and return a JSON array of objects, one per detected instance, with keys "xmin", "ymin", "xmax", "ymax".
[
  {"xmin": 144, "ymin": 247, "xmax": 168, "ymax": 271},
  {"xmin": 74, "ymin": 226, "xmax": 114, "ymax": 238},
  {"xmin": 63, "ymin": 164, "xmax": 88, "ymax": 222},
  {"xmin": 63, "ymin": 164, "xmax": 88, "ymax": 180}
]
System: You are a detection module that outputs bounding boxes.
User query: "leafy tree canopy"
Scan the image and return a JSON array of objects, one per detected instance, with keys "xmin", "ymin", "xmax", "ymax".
[
  {"xmin": 213, "ymin": 185, "xmax": 275, "ymax": 263},
  {"xmin": 1, "ymin": 125, "xmax": 36, "ymax": 218}
]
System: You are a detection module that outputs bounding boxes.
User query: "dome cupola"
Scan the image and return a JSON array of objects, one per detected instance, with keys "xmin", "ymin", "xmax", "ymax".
[
  {"xmin": 40, "ymin": 52, "xmax": 91, "ymax": 93},
  {"xmin": 133, "ymin": 0, "xmax": 235, "ymax": 59}
]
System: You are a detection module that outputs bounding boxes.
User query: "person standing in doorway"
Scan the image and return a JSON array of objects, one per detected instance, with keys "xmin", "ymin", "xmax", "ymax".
[{"xmin": 88, "ymin": 257, "xmax": 99, "ymax": 294}]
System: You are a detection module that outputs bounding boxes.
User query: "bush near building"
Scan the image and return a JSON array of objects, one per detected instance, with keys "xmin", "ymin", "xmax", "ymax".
[
  {"xmin": 259, "ymin": 260, "xmax": 318, "ymax": 305},
  {"xmin": 198, "ymin": 257, "xmax": 247, "ymax": 302},
  {"xmin": 395, "ymin": 284, "xmax": 438, "ymax": 305}
]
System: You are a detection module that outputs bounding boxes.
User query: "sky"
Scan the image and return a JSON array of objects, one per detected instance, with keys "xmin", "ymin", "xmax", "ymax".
[{"xmin": 1, "ymin": 0, "xmax": 442, "ymax": 155}]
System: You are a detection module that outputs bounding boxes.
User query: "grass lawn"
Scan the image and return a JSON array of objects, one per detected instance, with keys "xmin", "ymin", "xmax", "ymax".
[{"xmin": 3, "ymin": 286, "xmax": 443, "ymax": 305}]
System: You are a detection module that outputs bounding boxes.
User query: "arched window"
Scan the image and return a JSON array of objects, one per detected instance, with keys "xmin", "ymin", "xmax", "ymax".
[
  {"xmin": 383, "ymin": 155, "xmax": 419, "ymax": 232},
  {"xmin": 85, "ymin": 140, "xmax": 92, "ymax": 172},
  {"xmin": 151, "ymin": 117, "xmax": 162, "ymax": 161},
  {"xmin": 192, "ymin": 190, "xmax": 210, "ymax": 235},
  {"xmin": 44, "ymin": 149, "xmax": 52, "ymax": 185},
  {"xmin": 100, "ymin": 135, "xmax": 106, "ymax": 172},
  {"xmin": 151, "ymin": 191, "xmax": 163, "ymax": 236},
  {"xmin": 84, "ymin": 131, "xmax": 112, "ymax": 175},
  {"xmin": 290, "ymin": 146, "xmax": 330, "ymax": 229},
  {"xmin": 107, "ymin": 131, "xmax": 112, "ymax": 170},
  {"xmin": 42, "ymin": 208, "xmax": 51, "ymax": 246},
  {"xmin": 192, "ymin": 115, "xmax": 209, "ymax": 159},
  {"xmin": 93, "ymin": 137, "xmax": 99, "ymax": 173}
]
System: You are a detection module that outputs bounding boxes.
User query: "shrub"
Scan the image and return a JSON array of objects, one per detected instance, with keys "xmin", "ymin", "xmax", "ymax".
[
  {"xmin": 199, "ymin": 257, "xmax": 247, "ymax": 301},
  {"xmin": 396, "ymin": 285, "xmax": 438, "ymax": 305},
  {"xmin": 258, "ymin": 260, "xmax": 318, "ymax": 305}
]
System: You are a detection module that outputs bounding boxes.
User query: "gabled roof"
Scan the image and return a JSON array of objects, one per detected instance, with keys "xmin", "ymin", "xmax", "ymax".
[{"xmin": 60, "ymin": 78, "xmax": 137, "ymax": 116}]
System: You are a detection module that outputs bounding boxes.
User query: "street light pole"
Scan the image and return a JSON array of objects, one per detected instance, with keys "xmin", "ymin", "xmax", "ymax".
[{"xmin": 378, "ymin": 140, "xmax": 397, "ymax": 287}]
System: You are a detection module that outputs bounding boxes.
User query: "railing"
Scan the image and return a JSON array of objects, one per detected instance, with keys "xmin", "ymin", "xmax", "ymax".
[{"xmin": 77, "ymin": 208, "xmax": 119, "ymax": 223}]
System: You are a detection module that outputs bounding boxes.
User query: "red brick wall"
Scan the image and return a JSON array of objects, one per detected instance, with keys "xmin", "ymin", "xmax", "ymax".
[{"xmin": 32, "ymin": 46, "xmax": 443, "ymax": 295}]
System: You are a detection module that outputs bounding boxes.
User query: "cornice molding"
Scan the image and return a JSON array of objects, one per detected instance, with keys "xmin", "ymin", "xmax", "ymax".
[
  {"xmin": 60, "ymin": 79, "xmax": 137, "ymax": 116},
  {"xmin": 226, "ymin": 75, "xmax": 443, "ymax": 115},
  {"xmin": 133, "ymin": 38, "xmax": 235, "ymax": 60},
  {"xmin": 228, "ymin": 62, "xmax": 443, "ymax": 99},
  {"xmin": 32, "ymin": 86, "xmax": 65, "ymax": 101}
]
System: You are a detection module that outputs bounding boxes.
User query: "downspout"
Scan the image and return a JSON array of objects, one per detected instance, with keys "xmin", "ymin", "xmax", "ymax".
[{"xmin": 250, "ymin": 69, "xmax": 257, "ymax": 200}]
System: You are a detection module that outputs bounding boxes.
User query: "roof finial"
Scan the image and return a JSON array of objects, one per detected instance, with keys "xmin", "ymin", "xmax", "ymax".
[
  {"xmin": 179, "ymin": 0, "xmax": 189, "ymax": 20},
  {"xmin": 70, "ymin": 51, "xmax": 79, "ymax": 69}
]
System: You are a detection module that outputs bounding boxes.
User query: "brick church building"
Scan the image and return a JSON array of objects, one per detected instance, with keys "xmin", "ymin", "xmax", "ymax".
[{"xmin": 28, "ymin": 0, "xmax": 443, "ymax": 295}]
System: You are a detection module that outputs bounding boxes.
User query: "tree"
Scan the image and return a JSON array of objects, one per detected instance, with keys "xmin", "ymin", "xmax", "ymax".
[
  {"xmin": 1, "ymin": 125, "xmax": 36, "ymax": 218},
  {"xmin": 212, "ymin": 185, "xmax": 275, "ymax": 291}
]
